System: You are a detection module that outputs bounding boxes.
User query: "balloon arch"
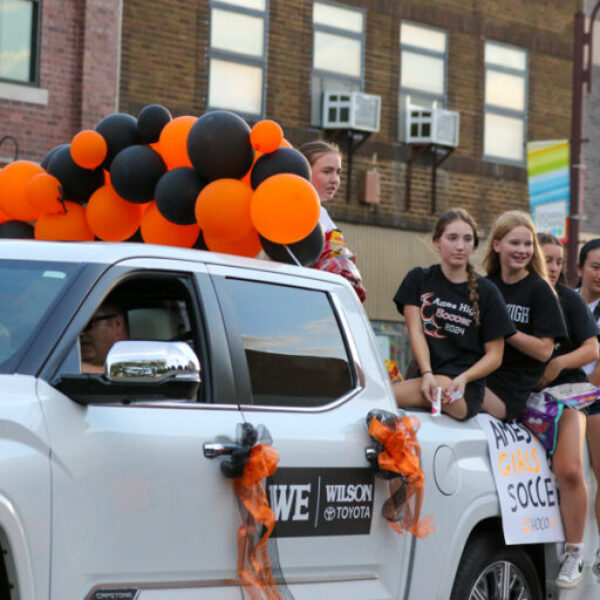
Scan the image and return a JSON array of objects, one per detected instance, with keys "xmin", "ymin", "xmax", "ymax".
[{"xmin": 0, "ymin": 106, "xmax": 324, "ymax": 265}]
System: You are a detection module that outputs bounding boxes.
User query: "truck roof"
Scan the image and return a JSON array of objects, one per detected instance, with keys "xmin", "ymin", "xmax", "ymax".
[{"xmin": 0, "ymin": 239, "xmax": 350, "ymax": 288}]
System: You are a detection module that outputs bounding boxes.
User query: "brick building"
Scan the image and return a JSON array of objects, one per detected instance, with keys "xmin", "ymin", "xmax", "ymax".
[{"xmin": 0, "ymin": 0, "xmax": 578, "ymax": 367}]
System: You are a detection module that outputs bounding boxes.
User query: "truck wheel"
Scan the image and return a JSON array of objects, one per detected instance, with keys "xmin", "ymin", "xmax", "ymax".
[{"xmin": 450, "ymin": 533, "xmax": 542, "ymax": 600}]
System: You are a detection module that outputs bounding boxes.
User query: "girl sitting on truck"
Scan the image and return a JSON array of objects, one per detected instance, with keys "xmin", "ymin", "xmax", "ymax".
[
  {"xmin": 393, "ymin": 208, "xmax": 515, "ymax": 420},
  {"xmin": 535, "ymin": 232, "xmax": 598, "ymax": 589}
]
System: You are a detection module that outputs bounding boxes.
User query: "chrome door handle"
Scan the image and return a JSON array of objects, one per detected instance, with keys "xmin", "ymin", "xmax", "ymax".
[{"xmin": 203, "ymin": 442, "xmax": 240, "ymax": 458}]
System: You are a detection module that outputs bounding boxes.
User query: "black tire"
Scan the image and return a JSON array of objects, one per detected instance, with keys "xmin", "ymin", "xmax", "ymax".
[{"xmin": 450, "ymin": 532, "xmax": 543, "ymax": 600}]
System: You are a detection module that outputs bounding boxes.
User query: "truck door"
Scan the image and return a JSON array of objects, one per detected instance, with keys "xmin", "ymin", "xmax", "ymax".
[
  {"xmin": 37, "ymin": 261, "xmax": 247, "ymax": 600},
  {"xmin": 208, "ymin": 265, "xmax": 412, "ymax": 600}
]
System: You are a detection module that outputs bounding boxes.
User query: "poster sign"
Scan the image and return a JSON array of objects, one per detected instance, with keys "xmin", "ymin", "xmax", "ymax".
[
  {"xmin": 266, "ymin": 467, "xmax": 375, "ymax": 537},
  {"xmin": 476, "ymin": 414, "xmax": 564, "ymax": 545},
  {"xmin": 527, "ymin": 140, "xmax": 569, "ymax": 242}
]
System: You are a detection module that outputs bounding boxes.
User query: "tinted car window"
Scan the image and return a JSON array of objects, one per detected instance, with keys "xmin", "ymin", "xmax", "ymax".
[
  {"xmin": 0, "ymin": 260, "xmax": 77, "ymax": 371},
  {"xmin": 223, "ymin": 278, "xmax": 354, "ymax": 407}
]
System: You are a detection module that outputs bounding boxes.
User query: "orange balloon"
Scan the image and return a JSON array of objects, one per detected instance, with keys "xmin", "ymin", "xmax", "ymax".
[
  {"xmin": 250, "ymin": 120, "xmax": 283, "ymax": 153},
  {"xmin": 0, "ymin": 207, "xmax": 10, "ymax": 224},
  {"xmin": 71, "ymin": 130, "xmax": 108, "ymax": 169},
  {"xmin": 158, "ymin": 116, "xmax": 196, "ymax": 170},
  {"xmin": 280, "ymin": 138, "xmax": 293, "ymax": 148},
  {"xmin": 87, "ymin": 184, "xmax": 144, "ymax": 241},
  {"xmin": 240, "ymin": 150, "xmax": 262, "ymax": 186},
  {"xmin": 34, "ymin": 201, "xmax": 94, "ymax": 241},
  {"xmin": 251, "ymin": 173, "xmax": 320, "ymax": 244},
  {"xmin": 0, "ymin": 160, "xmax": 45, "ymax": 221},
  {"xmin": 141, "ymin": 203, "xmax": 199, "ymax": 247},
  {"xmin": 203, "ymin": 227, "xmax": 261, "ymax": 258},
  {"xmin": 195, "ymin": 178, "xmax": 253, "ymax": 242},
  {"xmin": 26, "ymin": 173, "xmax": 64, "ymax": 215}
]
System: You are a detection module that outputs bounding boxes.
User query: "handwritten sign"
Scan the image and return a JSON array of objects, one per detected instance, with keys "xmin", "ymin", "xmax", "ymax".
[{"xmin": 476, "ymin": 414, "xmax": 564, "ymax": 545}]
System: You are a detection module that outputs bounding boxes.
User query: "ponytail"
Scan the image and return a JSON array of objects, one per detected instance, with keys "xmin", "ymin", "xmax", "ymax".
[{"xmin": 466, "ymin": 262, "xmax": 480, "ymax": 326}]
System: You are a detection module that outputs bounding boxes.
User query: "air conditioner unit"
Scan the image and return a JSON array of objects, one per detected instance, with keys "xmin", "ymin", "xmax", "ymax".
[
  {"xmin": 322, "ymin": 91, "xmax": 381, "ymax": 133},
  {"xmin": 402, "ymin": 104, "xmax": 460, "ymax": 147}
]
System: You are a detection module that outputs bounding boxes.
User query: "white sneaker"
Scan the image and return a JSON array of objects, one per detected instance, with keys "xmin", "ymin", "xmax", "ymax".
[
  {"xmin": 592, "ymin": 552, "xmax": 600, "ymax": 584},
  {"xmin": 556, "ymin": 551, "xmax": 584, "ymax": 589}
]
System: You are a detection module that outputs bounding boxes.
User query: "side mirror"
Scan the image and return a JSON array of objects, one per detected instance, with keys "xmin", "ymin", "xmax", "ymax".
[{"xmin": 54, "ymin": 341, "xmax": 201, "ymax": 405}]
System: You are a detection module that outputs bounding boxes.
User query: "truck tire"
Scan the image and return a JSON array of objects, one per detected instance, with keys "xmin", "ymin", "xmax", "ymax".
[{"xmin": 450, "ymin": 532, "xmax": 542, "ymax": 600}]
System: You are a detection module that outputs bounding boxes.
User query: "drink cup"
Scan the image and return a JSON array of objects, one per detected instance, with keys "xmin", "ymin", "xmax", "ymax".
[{"xmin": 432, "ymin": 386, "xmax": 442, "ymax": 417}]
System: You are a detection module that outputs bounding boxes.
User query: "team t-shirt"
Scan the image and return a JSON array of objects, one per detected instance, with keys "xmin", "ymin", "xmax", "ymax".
[
  {"xmin": 485, "ymin": 272, "xmax": 566, "ymax": 411},
  {"xmin": 394, "ymin": 264, "xmax": 516, "ymax": 380},
  {"xmin": 550, "ymin": 283, "xmax": 599, "ymax": 386}
]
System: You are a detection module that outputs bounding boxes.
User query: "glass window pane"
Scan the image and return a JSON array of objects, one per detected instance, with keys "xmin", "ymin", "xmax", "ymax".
[
  {"xmin": 400, "ymin": 22, "xmax": 446, "ymax": 53},
  {"xmin": 209, "ymin": 59, "xmax": 263, "ymax": 115},
  {"xmin": 211, "ymin": 8, "xmax": 264, "ymax": 57},
  {"xmin": 484, "ymin": 112, "xmax": 524, "ymax": 162},
  {"xmin": 401, "ymin": 50, "xmax": 445, "ymax": 95},
  {"xmin": 0, "ymin": 0, "xmax": 33, "ymax": 82},
  {"xmin": 314, "ymin": 31, "xmax": 361, "ymax": 77},
  {"xmin": 223, "ymin": 278, "xmax": 353, "ymax": 407},
  {"xmin": 485, "ymin": 70, "xmax": 525, "ymax": 111},
  {"xmin": 485, "ymin": 42, "xmax": 526, "ymax": 71},
  {"xmin": 313, "ymin": 2, "xmax": 363, "ymax": 33},
  {"xmin": 216, "ymin": 0, "xmax": 266, "ymax": 10}
]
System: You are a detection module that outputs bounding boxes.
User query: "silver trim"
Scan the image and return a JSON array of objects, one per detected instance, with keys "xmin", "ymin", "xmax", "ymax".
[{"xmin": 85, "ymin": 572, "xmax": 379, "ymax": 598}]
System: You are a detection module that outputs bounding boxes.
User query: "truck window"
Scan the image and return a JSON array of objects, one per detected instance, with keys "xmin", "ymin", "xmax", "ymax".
[
  {"xmin": 0, "ymin": 260, "xmax": 77, "ymax": 372},
  {"xmin": 222, "ymin": 278, "xmax": 355, "ymax": 407}
]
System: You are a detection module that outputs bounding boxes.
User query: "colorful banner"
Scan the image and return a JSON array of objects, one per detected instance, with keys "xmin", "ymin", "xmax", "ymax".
[
  {"xmin": 476, "ymin": 414, "xmax": 564, "ymax": 545},
  {"xmin": 527, "ymin": 140, "xmax": 569, "ymax": 242}
]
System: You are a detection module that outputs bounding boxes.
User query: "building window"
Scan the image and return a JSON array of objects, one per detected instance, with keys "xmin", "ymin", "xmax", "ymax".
[
  {"xmin": 483, "ymin": 41, "xmax": 528, "ymax": 164},
  {"xmin": 400, "ymin": 21, "xmax": 447, "ymax": 109},
  {"xmin": 0, "ymin": 0, "xmax": 41, "ymax": 85},
  {"xmin": 208, "ymin": 0, "xmax": 268, "ymax": 118},
  {"xmin": 311, "ymin": 0, "xmax": 365, "ymax": 125}
]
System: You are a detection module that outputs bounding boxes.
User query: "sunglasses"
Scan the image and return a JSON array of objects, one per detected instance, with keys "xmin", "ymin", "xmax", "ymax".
[{"xmin": 83, "ymin": 313, "xmax": 117, "ymax": 332}]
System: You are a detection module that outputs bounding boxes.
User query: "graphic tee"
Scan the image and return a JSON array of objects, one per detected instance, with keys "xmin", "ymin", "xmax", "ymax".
[
  {"xmin": 485, "ymin": 272, "xmax": 566, "ymax": 413},
  {"xmin": 394, "ymin": 265, "xmax": 515, "ymax": 388},
  {"xmin": 550, "ymin": 283, "xmax": 599, "ymax": 386}
]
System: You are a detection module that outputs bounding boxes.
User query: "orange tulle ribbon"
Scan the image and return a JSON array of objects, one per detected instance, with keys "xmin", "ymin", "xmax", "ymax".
[
  {"xmin": 368, "ymin": 415, "xmax": 434, "ymax": 538},
  {"xmin": 234, "ymin": 443, "xmax": 282, "ymax": 600}
]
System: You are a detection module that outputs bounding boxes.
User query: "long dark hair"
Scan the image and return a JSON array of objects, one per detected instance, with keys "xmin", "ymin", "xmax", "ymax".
[{"xmin": 433, "ymin": 208, "xmax": 481, "ymax": 325}]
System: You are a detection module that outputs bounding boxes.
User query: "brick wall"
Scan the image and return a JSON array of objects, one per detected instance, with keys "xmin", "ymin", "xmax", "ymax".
[
  {"xmin": 0, "ymin": 0, "xmax": 120, "ymax": 163},
  {"xmin": 119, "ymin": 0, "xmax": 575, "ymax": 234}
]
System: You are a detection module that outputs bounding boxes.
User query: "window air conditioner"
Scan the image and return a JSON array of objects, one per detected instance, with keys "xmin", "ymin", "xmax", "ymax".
[
  {"xmin": 322, "ymin": 92, "xmax": 381, "ymax": 133},
  {"xmin": 402, "ymin": 104, "xmax": 460, "ymax": 147}
]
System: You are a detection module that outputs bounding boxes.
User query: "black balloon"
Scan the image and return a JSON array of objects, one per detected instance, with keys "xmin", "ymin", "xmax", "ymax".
[
  {"xmin": 155, "ymin": 167, "xmax": 206, "ymax": 225},
  {"xmin": 250, "ymin": 147, "xmax": 311, "ymax": 189},
  {"xmin": 47, "ymin": 145, "xmax": 104, "ymax": 205},
  {"xmin": 187, "ymin": 110, "xmax": 254, "ymax": 181},
  {"xmin": 193, "ymin": 230, "xmax": 209, "ymax": 250},
  {"xmin": 110, "ymin": 145, "xmax": 166, "ymax": 204},
  {"xmin": 137, "ymin": 104, "xmax": 172, "ymax": 144},
  {"xmin": 0, "ymin": 220, "xmax": 34, "ymax": 239},
  {"xmin": 95, "ymin": 113, "xmax": 140, "ymax": 169},
  {"xmin": 41, "ymin": 143, "xmax": 69, "ymax": 170},
  {"xmin": 260, "ymin": 223, "xmax": 324, "ymax": 266}
]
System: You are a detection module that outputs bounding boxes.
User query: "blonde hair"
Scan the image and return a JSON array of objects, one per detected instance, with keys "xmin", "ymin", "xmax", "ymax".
[
  {"xmin": 298, "ymin": 140, "xmax": 341, "ymax": 167},
  {"xmin": 483, "ymin": 210, "xmax": 549, "ymax": 281},
  {"xmin": 433, "ymin": 208, "xmax": 480, "ymax": 325}
]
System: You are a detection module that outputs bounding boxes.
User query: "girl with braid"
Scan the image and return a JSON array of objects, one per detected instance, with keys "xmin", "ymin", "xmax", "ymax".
[
  {"xmin": 482, "ymin": 211, "xmax": 566, "ymax": 421},
  {"xmin": 393, "ymin": 209, "xmax": 515, "ymax": 420}
]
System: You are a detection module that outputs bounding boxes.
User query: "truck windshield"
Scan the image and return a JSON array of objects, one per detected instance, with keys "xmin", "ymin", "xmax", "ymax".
[{"xmin": 0, "ymin": 260, "xmax": 77, "ymax": 370}]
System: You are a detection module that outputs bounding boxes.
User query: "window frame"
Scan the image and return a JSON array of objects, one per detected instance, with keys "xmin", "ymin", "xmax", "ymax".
[
  {"xmin": 211, "ymin": 273, "xmax": 360, "ymax": 412},
  {"xmin": 0, "ymin": 0, "xmax": 42, "ymax": 87},
  {"xmin": 310, "ymin": 0, "xmax": 366, "ymax": 126},
  {"xmin": 483, "ymin": 40, "xmax": 529, "ymax": 166},
  {"xmin": 207, "ymin": 0, "xmax": 269, "ymax": 120},
  {"xmin": 399, "ymin": 20, "xmax": 448, "ymax": 109}
]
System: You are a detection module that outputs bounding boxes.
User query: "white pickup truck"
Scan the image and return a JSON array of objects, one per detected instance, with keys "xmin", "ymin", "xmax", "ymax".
[{"xmin": 0, "ymin": 240, "xmax": 596, "ymax": 600}]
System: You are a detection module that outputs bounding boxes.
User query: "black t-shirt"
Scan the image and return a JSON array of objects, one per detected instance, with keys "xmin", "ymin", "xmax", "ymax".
[
  {"xmin": 486, "ymin": 272, "xmax": 566, "ymax": 391},
  {"xmin": 550, "ymin": 283, "xmax": 599, "ymax": 386},
  {"xmin": 394, "ymin": 265, "xmax": 516, "ymax": 378}
]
